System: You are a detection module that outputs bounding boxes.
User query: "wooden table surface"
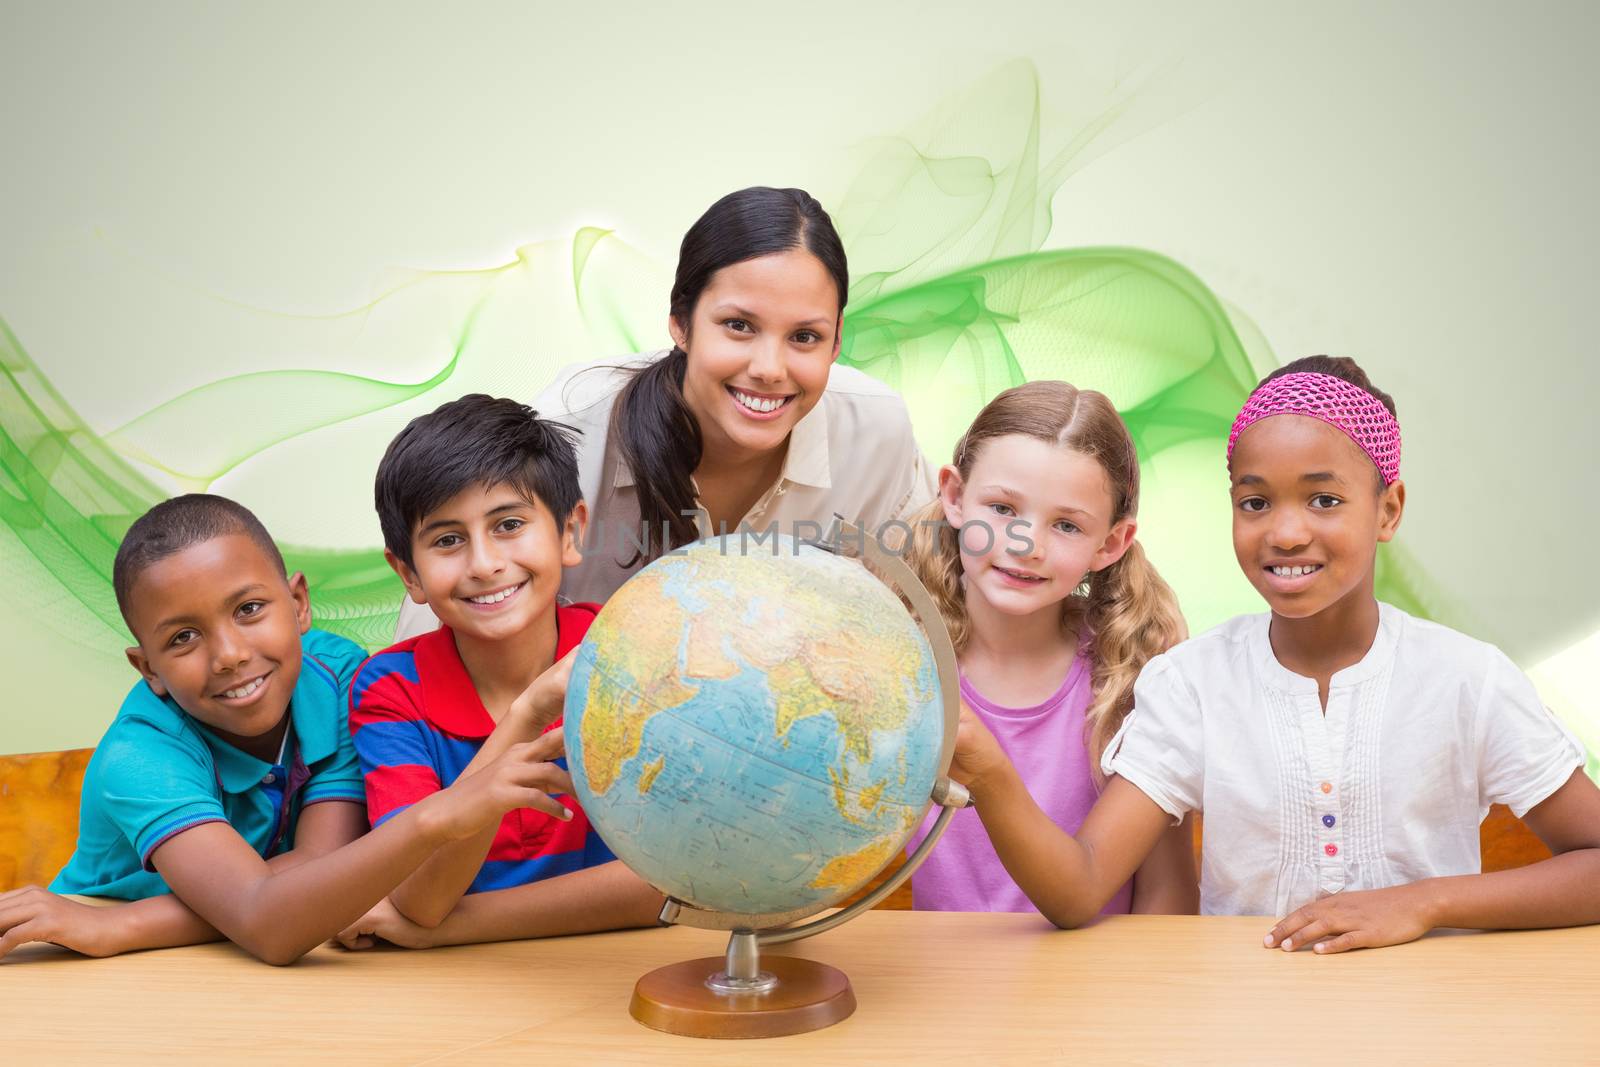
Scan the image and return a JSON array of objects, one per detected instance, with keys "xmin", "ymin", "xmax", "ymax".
[{"xmin": 4, "ymin": 911, "xmax": 1598, "ymax": 1065}]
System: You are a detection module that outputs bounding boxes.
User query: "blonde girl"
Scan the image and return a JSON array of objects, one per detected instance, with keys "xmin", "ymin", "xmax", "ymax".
[{"xmin": 905, "ymin": 381, "xmax": 1198, "ymax": 915}]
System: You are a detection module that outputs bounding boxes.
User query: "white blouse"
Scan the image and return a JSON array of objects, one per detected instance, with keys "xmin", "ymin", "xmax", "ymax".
[
  {"xmin": 1102, "ymin": 602, "xmax": 1585, "ymax": 918},
  {"xmin": 397, "ymin": 352, "xmax": 935, "ymax": 637}
]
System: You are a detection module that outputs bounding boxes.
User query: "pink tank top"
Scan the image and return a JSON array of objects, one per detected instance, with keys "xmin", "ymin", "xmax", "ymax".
[{"xmin": 911, "ymin": 654, "xmax": 1134, "ymax": 915}]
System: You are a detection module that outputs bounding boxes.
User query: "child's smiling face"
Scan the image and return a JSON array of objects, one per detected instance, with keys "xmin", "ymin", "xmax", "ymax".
[
  {"xmin": 123, "ymin": 534, "xmax": 310, "ymax": 759},
  {"xmin": 940, "ymin": 434, "xmax": 1134, "ymax": 619},
  {"xmin": 1229, "ymin": 415, "xmax": 1405, "ymax": 619},
  {"xmin": 391, "ymin": 481, "xmax": 584, "ymax": 645}
]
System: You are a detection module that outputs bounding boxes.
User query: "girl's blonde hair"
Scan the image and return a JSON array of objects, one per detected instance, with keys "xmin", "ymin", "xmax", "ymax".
[{"xmin": 905, "ymin": 380, "xmax": 1187, "ymax": 768}]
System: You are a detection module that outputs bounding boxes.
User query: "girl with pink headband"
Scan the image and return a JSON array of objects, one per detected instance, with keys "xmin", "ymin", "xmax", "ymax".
[{"xmin": 950, "ymin": 355, "xmax": 1600, "ymax": 951}]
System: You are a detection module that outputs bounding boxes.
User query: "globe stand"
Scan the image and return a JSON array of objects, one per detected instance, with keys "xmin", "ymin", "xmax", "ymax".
[{"xmin": 630, "ymin": 930, "xmax": 856, "ymax": 1039}]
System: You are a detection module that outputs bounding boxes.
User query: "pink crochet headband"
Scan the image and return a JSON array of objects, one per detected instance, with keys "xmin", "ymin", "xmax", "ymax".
[{"xmin": 1227, "ymin": 372, "xmax": 1402, "ymax": 485}]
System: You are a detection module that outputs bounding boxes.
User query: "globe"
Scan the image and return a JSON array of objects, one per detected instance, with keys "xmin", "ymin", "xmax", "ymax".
[{"xmin": 565, "ymin": 535, "xmax": 946, "ymax": 919}]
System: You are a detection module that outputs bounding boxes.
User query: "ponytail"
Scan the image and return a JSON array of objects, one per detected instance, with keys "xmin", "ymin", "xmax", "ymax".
[
  {"xmin": 1082, "ymin": 539, "xmax": 1187, "ymax": 777},
  {"xmin": 611, "ymin": 347, "xmax": 702, "ymax": 563}
]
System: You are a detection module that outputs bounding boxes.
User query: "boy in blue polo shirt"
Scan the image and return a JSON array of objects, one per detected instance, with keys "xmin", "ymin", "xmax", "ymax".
[{"xmin": 0, "ymin": 494, "xmax": 572, "ymax": 964}]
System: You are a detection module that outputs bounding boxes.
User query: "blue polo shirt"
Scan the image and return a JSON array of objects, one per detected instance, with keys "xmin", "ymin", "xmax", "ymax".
[{"xmin": 52, "ymin": 629, "xmax": 369, "ymax": 900}]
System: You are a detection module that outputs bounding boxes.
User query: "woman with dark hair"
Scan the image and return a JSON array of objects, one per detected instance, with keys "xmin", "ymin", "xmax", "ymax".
[{"xmin": 398, "ymin": 186, "xmax": 933, "ymax": 634}]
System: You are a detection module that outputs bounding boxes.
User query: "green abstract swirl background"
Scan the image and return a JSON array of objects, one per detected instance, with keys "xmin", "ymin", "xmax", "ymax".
[{"xmin": 3, "ymin": 3, "xmax": 1596, "ymax": 773}]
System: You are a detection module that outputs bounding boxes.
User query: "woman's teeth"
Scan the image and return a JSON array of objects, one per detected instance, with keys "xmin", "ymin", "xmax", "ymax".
[
  {"xmin": 732, "ymin": 389, "xmax": 790, "ymax": 414},
  {"xmin": 1270, "ymin": 565, "xmax": 1322, "ymax": 578},
  {"xmin": 222, "ymin": 677, "xmax": 266, "ymax": 700},
  {"xmin": 468, "ymin": 582, "xmax": 523, "ymax": 605}
]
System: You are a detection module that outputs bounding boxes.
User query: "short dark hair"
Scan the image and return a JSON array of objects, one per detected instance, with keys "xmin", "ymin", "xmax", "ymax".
[
  {"xmin": 113, "ymin": 494, "xmax": 286, "ymax": 627},
  {"xmin": 1260, "ymin": 355, "xmax": 1397, "ymax": 417},
  {"xmin": 375, "ymin": 394, "xmax": 583, "ymax": 568}
]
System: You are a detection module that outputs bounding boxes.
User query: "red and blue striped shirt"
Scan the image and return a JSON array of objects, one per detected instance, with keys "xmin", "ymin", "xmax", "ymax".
[{"xmin": 348, "ymin": 604, "xmax": 613, "ymax": 893}]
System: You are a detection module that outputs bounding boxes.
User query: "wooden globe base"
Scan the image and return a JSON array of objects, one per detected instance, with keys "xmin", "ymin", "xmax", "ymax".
[{"xmin": 630, "ymin": 954, "xmax": 855, "ymax": 1039}]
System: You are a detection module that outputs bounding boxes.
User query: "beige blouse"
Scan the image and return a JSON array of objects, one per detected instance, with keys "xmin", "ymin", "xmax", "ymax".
[{"xmin": 396, "ymin": 351, "xmax": 934, "ymax": 637}]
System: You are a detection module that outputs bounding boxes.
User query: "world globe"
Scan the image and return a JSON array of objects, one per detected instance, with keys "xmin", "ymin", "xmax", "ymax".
[{"xmin": 565, "ymin": 535, "xmax": 947, "ymax": 919}]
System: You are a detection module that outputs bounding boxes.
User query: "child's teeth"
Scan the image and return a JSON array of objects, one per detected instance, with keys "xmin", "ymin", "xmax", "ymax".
[
  {"xmin": 1272, "ymin": 565, "xmax": 1320, "ymax": 578},
  {"xmin": 469, "ymin": 583, "xmax": 522, "ymax": 604},
  {"xmin": 224, "ymin": 677, "xmax": 264, "ymax": 699}
]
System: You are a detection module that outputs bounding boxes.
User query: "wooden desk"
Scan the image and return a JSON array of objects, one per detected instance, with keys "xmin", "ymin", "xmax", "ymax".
[{"xmin": 4, "ymin": 911, "xmax": 1597, "ymax": 1064}]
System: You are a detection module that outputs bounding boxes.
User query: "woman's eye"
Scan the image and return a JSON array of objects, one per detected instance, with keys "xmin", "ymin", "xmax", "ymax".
[
  {"xmin": 1310, "ymin": 494, "xmax": 1343, "ymax": 509},
  {"xmin": 1237, "ymin": 497, "xmax": 1268, "ymax": 513},
  {"xmin": 723, "ymin": 318, "xmax": 751, "ymax": 333},
  {"xmin": 793, "ymin": 330, "xmax": 820, "ymax": 345},
  {"xmin": 237, "ymin": 600, "xmax": 266, "ymax": 619}
]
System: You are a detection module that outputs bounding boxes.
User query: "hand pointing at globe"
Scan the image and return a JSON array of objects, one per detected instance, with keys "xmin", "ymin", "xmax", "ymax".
[
  {"xmin": 505, "ymin": 647, "xmax": 578, "ymax": 739},
  {"xmin": 419, "ymin": 738, "xmax": 576, "ymax": 843}
]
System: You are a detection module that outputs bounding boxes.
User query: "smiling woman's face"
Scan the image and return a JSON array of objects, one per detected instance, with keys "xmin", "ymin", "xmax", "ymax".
[{"xmin": 672, "ymin": 247, "xmax": 840, "ymax": 464}]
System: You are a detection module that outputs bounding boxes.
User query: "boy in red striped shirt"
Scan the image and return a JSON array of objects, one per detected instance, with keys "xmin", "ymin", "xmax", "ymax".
[{"xmin": 341, "ymin": 394, "xmax": 662, "ymax": 949}]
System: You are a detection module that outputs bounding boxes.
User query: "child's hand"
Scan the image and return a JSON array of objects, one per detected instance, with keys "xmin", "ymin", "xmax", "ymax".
[
  {"xmin": 0, "ymin": 885, "xmax": 123, "ymax": 960},
  {"xmin": 504, "ymin": 648, "xmax": 577, "ymax": 736},
  {"xmin": 422, "ymin": 734, "xmax": 574, "ymax": 842},
  {"xmin": 1264, "ymin": 883, "xmax": 1437, "ymax": 954},
  {"xmin": 333, "ymin": 896, "xmax": 435, "ymax": 951},
  {"xmin": 948, "ymin": 700, "xmax": 1008, "ymax": 796}
]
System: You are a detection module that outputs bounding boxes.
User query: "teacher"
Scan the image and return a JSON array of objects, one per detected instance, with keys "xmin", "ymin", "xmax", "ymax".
[{"xmin": 398, "ymin": 186, "xmax": 933, "ymax": 636}]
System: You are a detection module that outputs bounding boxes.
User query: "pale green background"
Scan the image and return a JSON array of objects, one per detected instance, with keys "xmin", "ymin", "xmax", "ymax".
[{"xmin": 2, "ymin": 1, "xmax": 1597, "ymax": 755}]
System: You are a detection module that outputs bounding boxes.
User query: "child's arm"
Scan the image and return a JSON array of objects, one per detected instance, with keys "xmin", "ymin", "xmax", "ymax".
[
  {"xmin": 336, "ymin": 859, "xmax": 665, "ymax": 950},
  {"xmin": 142, "ymin": 739, "xmax": 567, "ymax": 965},
  {"xmin": 1130, "ymin": 816, "xmax": 1200, "ymax": 915},
  {"xmin": 0, "ymin": 888, "xmax": 218, "ymax": 960},
  {"xmin": 0, "ymin": 799, "xmax": 373, "ymax": 960},
  {"xmin": 1268, "ymin": 768, "xmax": 1600, "ymax": 953},
  {"xmin": 383, "ymin": 656, "xmax": 573, "ymax": 928},
  {"xmin": 953, "ymin": 704, "xmax": 1175, "ymax": 928}
]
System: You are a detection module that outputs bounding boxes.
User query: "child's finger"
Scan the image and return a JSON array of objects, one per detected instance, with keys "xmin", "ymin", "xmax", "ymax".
[
  {"xmin": 523, "ymin": 726, "xmax": 565, "ymax": 761},
  {"xmin": 1265, "ymin": 908, "xmax": 1314, "ymax": 948},
  {"xmin": 1280, "ymin": 918, "xmax": 1334, "ymax": 952},
  {"xmin": 1312, "ymin": 930, "xmax": 1371, "ymax": 954},
  {"xmin": 0, "ymin": 919, "xmax": 43, "ymax": 961},
  {"xmin": 518, "ymin": 789, "xmax": 575, "ymax": 822},
  {"xmin": 514, "ymin": 650, "xmax": 577, "ymax": 729},
  {"xmin": 0, "ymin": 900, "xmax": 43, "ymax": 933},
  {"xmin": 0, "ymin": 885, "xmax": 47, "ymax": 907},
  {"xmin": 504, "ymin": 747, "xmax": 573, "ymax": 795}
]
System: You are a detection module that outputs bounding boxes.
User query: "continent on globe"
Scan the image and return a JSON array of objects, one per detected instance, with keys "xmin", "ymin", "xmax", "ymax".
[{"xmin": 565, "ymin": 537, "xmax": 946, "ymax": 917}]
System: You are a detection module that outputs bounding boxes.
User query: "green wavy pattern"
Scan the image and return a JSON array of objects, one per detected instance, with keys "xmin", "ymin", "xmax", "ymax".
[{"xmin": 0, "ymin": 60, "xmax": 1499, "ymax": 695}]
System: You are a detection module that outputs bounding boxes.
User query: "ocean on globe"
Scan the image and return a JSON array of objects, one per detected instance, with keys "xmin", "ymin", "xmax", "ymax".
[{"xmin": 564, "ymin": 535, "xmax": 945, "ymax": 917}]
